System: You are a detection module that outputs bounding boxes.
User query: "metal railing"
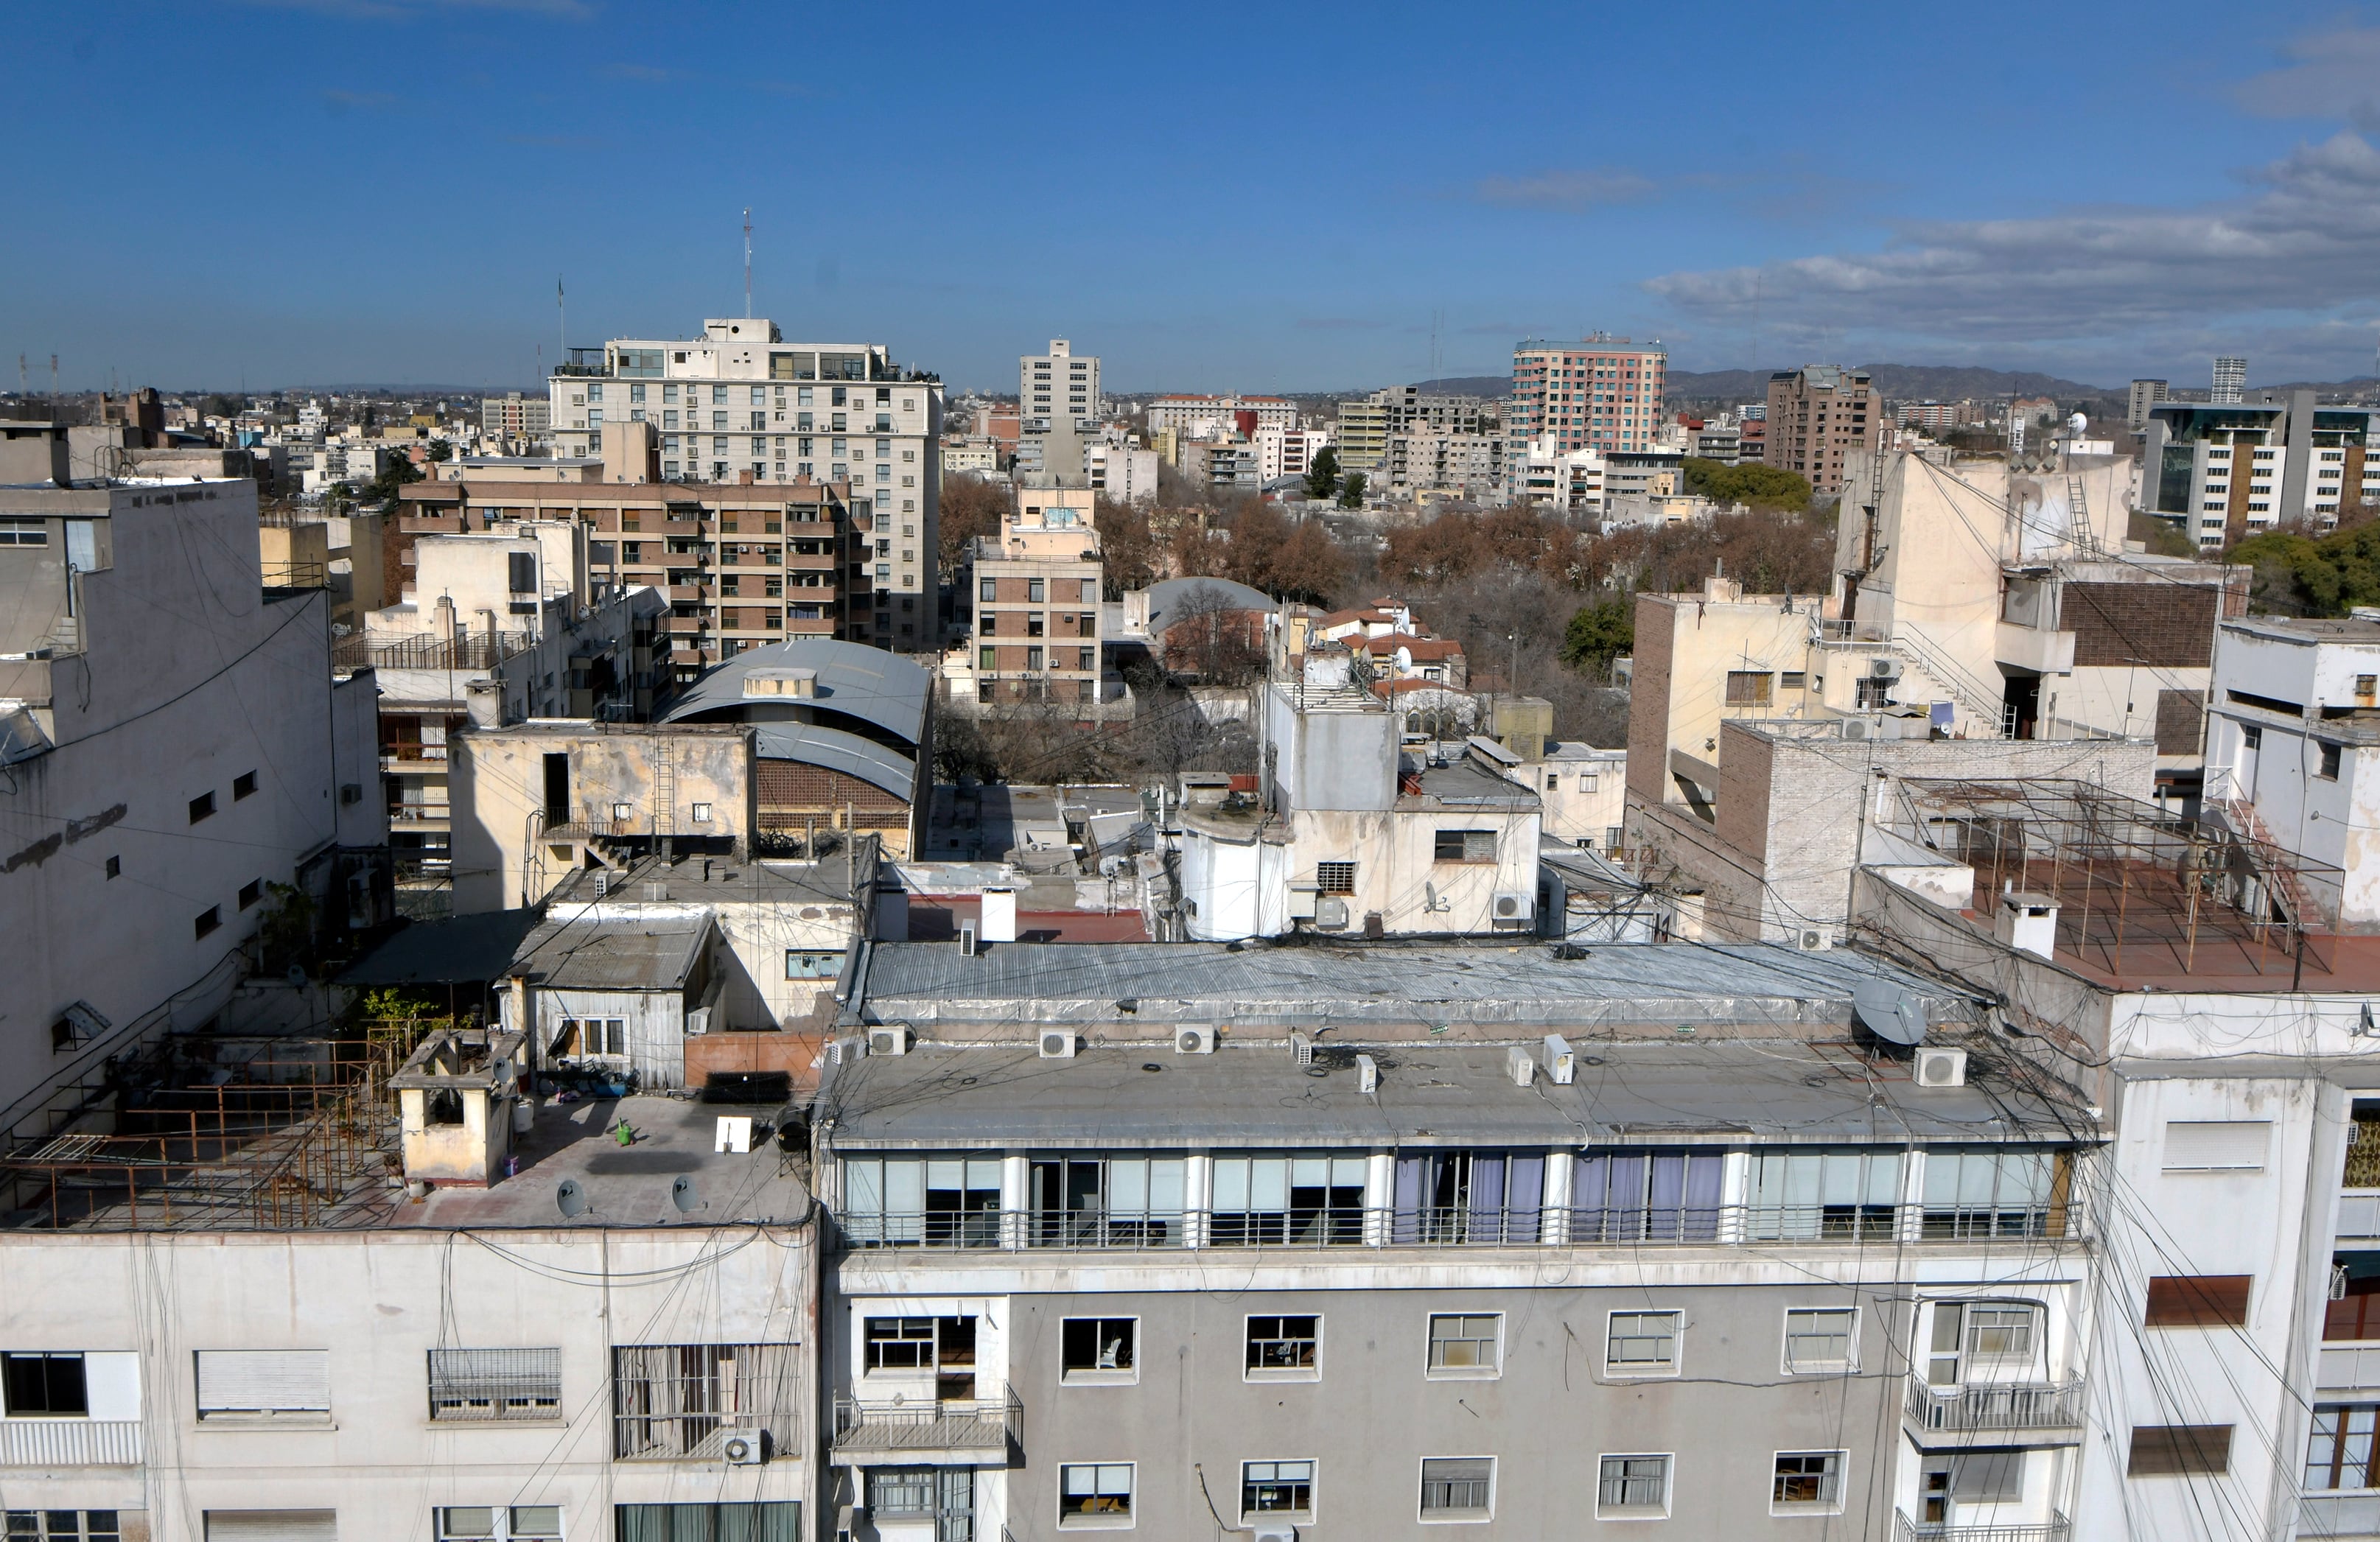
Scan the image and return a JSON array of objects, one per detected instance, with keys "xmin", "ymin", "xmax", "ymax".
[
  {"xmin": 335, "ymin": 631, "xmax": 533, "ymax": 672},
  {"xmin": 0, "ymin": 1417, "xmax": 143, "ymax": 1465},
  {"xmin": 831, "ymin": 1383, "xmax": 1020, "ymax": 1454},
  {"xmin": 1905, "ymin": 1377, "xmax": 2085, "ymax": 1433},
  {"xmin": 1894, "ymin": 1513, "xmax": 2070, "ymax": 1542},
  {"xmin": 838, "ymin": 1202, "xmax": 2076, "ymax": 1252},
  {"xmin": 261, "ymin": 560, "xmax": 329, "ymax": 589}
]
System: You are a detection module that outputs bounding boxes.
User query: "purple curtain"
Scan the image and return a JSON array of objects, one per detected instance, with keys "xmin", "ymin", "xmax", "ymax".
[
  {"xmin": 1683, "ymin": 1154, "xmax": 1724, "ymax": 1241},
  {"xmin": 1647, "ymin": 1154, "xmax": 1686, "ymax": 1240},
  {"xmin": 1468, "ymin": 1154, "xmax": 1507, "ymax": 1241},
  {"xmin": 1574, "ymin": 1153, "xmax": 1609, "ymax": 1243},
  {"xmin": 1393, "ymin": 1154, "xmax": 1424, "ymax": 1244},
  {"xmin": 1507, "ymin": 1154, "xmax": 1544, "ymax": 1243}
]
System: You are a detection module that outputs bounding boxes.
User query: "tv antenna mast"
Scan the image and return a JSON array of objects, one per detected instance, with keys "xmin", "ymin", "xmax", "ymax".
[{"xmin": 743, "ymin": 208, "xmax": 753, "ymax": 318}]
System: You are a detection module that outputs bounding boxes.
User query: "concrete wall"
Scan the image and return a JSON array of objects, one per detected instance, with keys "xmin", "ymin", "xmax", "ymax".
[
  {"xmin": 1527, "ymin": 749, "xmax": 1625, "ymax": 847},
  {"xmin": 1626, "ymin": 591, "xmax": 1813, "ymax": 809}
]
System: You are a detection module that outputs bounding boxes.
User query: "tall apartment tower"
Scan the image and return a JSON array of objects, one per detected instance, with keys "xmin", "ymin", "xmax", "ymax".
[
  {"xmin": 546, "ymin": 317, "xmax": 944, "ymax": 650},
  {"xmin": 2126, "ymin": 379, "xmax": 2169, "ymax": 430},
  {"xmin": 1021, "ymin": 339, "xmax": 1100, "ymax": 430},
  {"xmin": 1507, "ymin": 334, "xmax": 1667, "ymax": 460},
  {"xmin": 1763, "ymin": 365, "xmax": 1880, "ymax": 497},
  {"xmin": 2213, "ymin": 356, "xmax": 2247, "ymax": 404}
]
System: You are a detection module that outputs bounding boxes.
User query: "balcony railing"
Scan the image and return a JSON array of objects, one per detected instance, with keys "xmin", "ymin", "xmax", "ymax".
[
  {"xmin": 262, "ymin": 560, "xmax": 329, "ymax": 590},
  {"xmin": 0, "ymin": 1417, "xmax": 143, "ymax": 1465},
  {"xmin": 1894, "ymin": 1513, "xmax": 2069, "ymax": 1542},
  {"xmin": 335, "ymin": 632, "xmax": 533, "ymax": 672},
  {"xmin": 1905, "ymin": 1377, "xmax": 2085, "ymax": 1434},
  {"xmin": 831, "ymin": 1384, "xmax": 1019, "ymax": 1456},
  {"xmin": 838, "ymin": 1202, "xmax": 2076, "ymax": 1252}
]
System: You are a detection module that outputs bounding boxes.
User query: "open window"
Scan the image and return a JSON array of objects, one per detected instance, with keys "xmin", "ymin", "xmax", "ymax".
[
  {"xmin": 1061, "ymin": 1318, "xmax": 1137, "ymax": 1384},
  {"xmin": 863, "ymin": 1316, "xmax": 977, "ymax": 1401}
]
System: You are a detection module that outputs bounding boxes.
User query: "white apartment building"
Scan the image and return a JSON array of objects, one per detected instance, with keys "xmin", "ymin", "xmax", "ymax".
[
  {"xmin": 547, "ymin": 318, "xmax": 944, "ymax": 635},
  {"xmin": 1509, "ymin": 434, "xmax": 1606, "ymax": 514},
  {"xmin": 1253, "ymin": 423, "xmax": 1329, "ymax": 484},
  {"xmin": 2138, "ymin": 394, "xmax": 2380, "ymax": 547},
  {"xmin": 1020, "ymin": 338, "xmax": 1099, "ymax": 429},
  {"xmin": 1084, "ymin": 441, "xmax": 1159, "ymax": 504},
  {"xmin": 1144, "ymin": 394, "xmax": 1298, "ymax": 436},
  {"xmin": 2213, "ymin": 354, "xmax": 2247, "ymax": 404}
]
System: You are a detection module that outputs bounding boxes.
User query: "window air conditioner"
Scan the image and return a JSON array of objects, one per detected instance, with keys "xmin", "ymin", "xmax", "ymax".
[
  {"xmin": 867, "ymin": 1026, "xmax": 910, "ymax": 1057},
  {"xmin": 1039, "ymin": 1030, "xmax": 1077, "ymax": 1059},
  {"xmin": 1175, "ymin": 1025, "xmax": 1216, "ymax": 1054},
  {"xmin": 1914, "ymin": 1048, "xmax": 1968, "ymax": 1088},
  {"xmin": 1492, "ymin": 891, "xmax": 1534, "ymax": 923},
  {"xmin": 1869, "ymin": 656, "xmax": 1901, "ymax": 679}
]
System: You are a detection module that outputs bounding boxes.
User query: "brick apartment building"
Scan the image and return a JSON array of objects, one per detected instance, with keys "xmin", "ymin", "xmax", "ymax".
[{"xmin": 1764, "ymin": 365, "xmax": 1880, "ymax": 497}]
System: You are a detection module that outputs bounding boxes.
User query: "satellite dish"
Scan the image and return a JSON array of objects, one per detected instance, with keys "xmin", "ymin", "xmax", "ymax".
[
  {"xmin": 1852, "ymin": 980, "xmax": 1928, "ymax": 1048},
  {"xmin": 671, "ymin": 1175, "xmax": 699, "ymax": 1213},
  {"xmin": 556, "ymin": 1179, "xmax": 589, "ymax": 1218}
]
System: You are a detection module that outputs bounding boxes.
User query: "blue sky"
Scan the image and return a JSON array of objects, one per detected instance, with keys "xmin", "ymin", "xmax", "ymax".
[{"xmin": 6, "ymin": 1, "xmax": 2380, "ymax": 393}]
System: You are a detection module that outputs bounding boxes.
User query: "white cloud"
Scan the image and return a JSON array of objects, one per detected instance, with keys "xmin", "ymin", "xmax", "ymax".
[
  {"xmin": 1644, "ymin": 133, "xmax": 2380, "ymax": 373},
  {"xmin": 2233, "ymin": 25, "xmax": 2380, "ymax": 129},
  {"xmin": 1474, "ymin": 168, "xmax": 1656, "ymax": 209}
]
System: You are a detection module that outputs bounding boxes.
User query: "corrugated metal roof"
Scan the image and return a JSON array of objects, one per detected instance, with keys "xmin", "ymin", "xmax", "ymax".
[
  {"xmin": 663, "ymin": 638, "xmax": 929, "ymax": 743},
  {"xmin": 754, "ymin": 721, "xmax": 917, "ymax": 801},
  {"xmin": 1145, "ymin": 576, "xmax": 1273, "ymax": 633},
  {"xmin": 513, "ymin": 911, "xmax": 710, "ymax": 992}
]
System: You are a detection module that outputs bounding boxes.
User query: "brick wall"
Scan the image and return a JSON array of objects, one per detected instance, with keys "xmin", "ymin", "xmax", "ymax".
[
  {"xmin": 757, "ymin": 761, "xmax": 908, "ymax": 817},
  {"xmin": 1625, "ymin": 595, "xmax": 1676, "ymax": 802},
  {"xmin": 2066, "ymin": 581, "xmax": 2219, "ymax": 668}
]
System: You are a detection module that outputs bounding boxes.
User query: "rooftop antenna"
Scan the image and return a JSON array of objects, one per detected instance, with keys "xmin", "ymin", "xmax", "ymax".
[
  {"xmin": 556, "ymin": 276, "xmax": 566, "ymax": 371},
  {"xmin": 743, "ymin": 208, "xmax": 753, "ymax": 319}
]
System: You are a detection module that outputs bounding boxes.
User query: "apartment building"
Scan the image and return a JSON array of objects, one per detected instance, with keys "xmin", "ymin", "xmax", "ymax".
[
  {"xmin": 1506, "ymin": 336, "xmax": 1668, "ymax": 469},
  {"xmin": 479, "ymin": 391, "xmax": 551, "ymax": 443},
  {"xmin": 0, "ymin": 448, "xmax": 388, "ymax": 1142},
  {"xmin": 1765, "ymin": 365, "xmax": 1881, "ymax": 497},
  {"xmin": 0, "ymin": 1019, "xmax": 821, "ymax": 1542},
  {"xmin": 1389, "ymin": 424, "xmax": 1505, "ymax": 500},
  {"xmin": 1084, "ymin": 440, "xmax": 1159, "ymax": 503},
  {"xmin": 970, "ymin": 487, "xmax": 1108, "ymax": 712},
  {"xmin": 2213, "ymin": 354, "xmax": 2247, "ymax": 404},
  {"xmin": 1144, "ymin": 395, "xmax": 1298, "ymax": 436},
  {"xmin": 821, "ymin": 938, "xmax": 2098, "ymax": 1542},
  {"xmin": 1509, "ymin": 435, "xmax": 1607, "ymax": 515},
  {"xmin": 1252, "ymin": 423, "xmax": 1329, "ymax": 485},
  {"xmin": 2127, "ymin": 379, "xmax": 2169, "ymax": 430},
  {"xmin": 546, "ymin": 318, "xmax": 943, "ymax": 642},
  {"xmin": 2138, "ymin": 393, "xmax": 2380, "ymax": 545},
  {"xmin": 1021, "ymin": 338, "xmax": 1099, "ymax": 429},
  {"xmin": 400, "ymin": 421, "xmax": 934, "ymax": 660}
]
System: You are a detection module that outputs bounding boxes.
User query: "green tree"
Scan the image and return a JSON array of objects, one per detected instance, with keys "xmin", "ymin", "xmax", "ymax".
[
  {"xmin": 1679, "ymin": 458, "xmax": 1810, "ymax": 512},
  {"xmin": 1337, "ymin": 472, "xmax": 1367, "ymax": 510},
  {"xmin": 1559, "ymin": 597, "xmax": 1634, "ymax": 677},
  {"xmin": 1303, "ymin": 446, "xmax": 1340, "ymax": 501},
  {"xmin": 2230, "ymin": 522, "xmax": 2380, "ymax": 614},
  {"xmin": 427, "ymin": 438, "xmax": 455, "ymax": 463}
]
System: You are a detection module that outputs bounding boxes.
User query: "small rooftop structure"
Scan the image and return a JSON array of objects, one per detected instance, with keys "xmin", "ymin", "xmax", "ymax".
[{"xmin": 389, "ymin": 1028, "xmax": 527, "ymax": 1188}]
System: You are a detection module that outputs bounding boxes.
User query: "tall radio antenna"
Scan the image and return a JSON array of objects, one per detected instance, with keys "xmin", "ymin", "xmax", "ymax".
[{"xmin": 743, "ymin": 209, "xmax": 753, "ymax": 318}]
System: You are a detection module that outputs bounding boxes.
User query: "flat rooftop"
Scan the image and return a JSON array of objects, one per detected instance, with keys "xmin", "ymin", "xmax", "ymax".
[
  {"xmin": 849, "ymin": 939, "xmax": 1966, "ymax": 1032},
  {"xmin": 823, "ymin": 1036, "xmax": 2080, "ymax": 1149}
]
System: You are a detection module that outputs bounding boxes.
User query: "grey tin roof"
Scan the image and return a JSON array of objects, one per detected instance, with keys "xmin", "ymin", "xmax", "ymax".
[{"xmin": 663, "ymin": 638, "xmax": 929, "ymax": 743}]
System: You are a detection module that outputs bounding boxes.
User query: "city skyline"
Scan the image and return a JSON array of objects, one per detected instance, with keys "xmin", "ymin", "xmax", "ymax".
[{"xmin": 4, "ymin": 1, "xmax": 2379, "ymax": 392}]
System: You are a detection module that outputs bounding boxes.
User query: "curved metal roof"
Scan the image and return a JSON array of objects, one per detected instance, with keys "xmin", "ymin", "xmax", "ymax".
[
  {"xmin": 1145, "ymin": 576, "xmax": 1275, "ymax": 633},
  {"xmin": 663, "ymin": 638, "xmax": 930, "ymax": 744},
  {"xmin": 753, "ymin": 721, "xmax": 918, "ymax": 802}
]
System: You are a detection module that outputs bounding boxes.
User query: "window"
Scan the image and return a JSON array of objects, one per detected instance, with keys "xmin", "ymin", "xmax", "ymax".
[
  {"xmin": 2145, "ymin": 1275, "xmax": 2252, "ymax": 1328},
  {"xmin": 980, "ymin": 577, "xmax": 996, "ymax": 602},
  {"xmin": 1245, "ymin": 1314, "xmax": 1320, "ymax": 1379},
  {"xmin": 238, "ymin": 880, "xmax": 262, "ymax": 911},
  {"xmin": 195, "ymin": 1348, "xmax": 330, "ymax": 1420},
  {"xmin": 189, "ymin": 791, "xmax": 215, "ymax": 823},
  {"xmin": 551, "ymin": 1018, "xmax": 624, "ymax": 1058},
  {"xmin": 689, "ymin": 802, "xmax": 713, "ymax": 824},
  {"xmin": 1746, "ymin": 1149, "xmax": 1900, "ymax": 1240},
  {"xmin": 1921, "ymin": 1149, "xmax": 2065, "ymax": 1237},
  {"xmin": 232, "ymin": 771, "xmax": 257, "ymax": 800},
  {"xmin": 194, "ymin": 907, "xmax": 220, "ymax": 939},
  {"xmin": 1030, "ymin": 1155, "xmax": 1188, "ymax": 1247},
  {"xmin": 1924, "ymin": 1302, "xmax": 2039, "ymax": 1385},
  {"xmin": 1784, "ymin": 1308, "xmax": 1856, "ymax": 1372},
  {"xmin": 612, "ymin": 1343, "xmax": 797, "ymax": 1459},
  {"xmin": 1724, "ymin": 670, "xmax": 1774, "ymax": 707},
  {"xmin": 1781, "ymin": 670, "xmax": 1807, "ymax": 690},
  {"xmin": 1396, "ymin": 1150, "xmax": 1545, "ymax": 1243},
  {"xmin": 1606, "ymin": 1311, "xmax": 1679, "ymax": 1375},
  {"xmin": 1771, "ymin": 1451, "xmax": 1844, "ymax": 1510},
  {"xmin": 1061, "ymin": 1319, "xmax": 1136, "ymax": 1384},
  {"xmin": 1315, "ymin": 861, "xmax": 1356, "ymax": 894},
  {"xmin": 1214, "ymin": 1154, "xmax": 1365, "ymax": 1245},
  {"xmin": 2323, "ymin": 742, "xmax": 2343, "ymax": 779},
  {"xmin": 2128, "ymin": 1423, "xmax": 2232, "ymax": 1476},
  {"xmin": 1243, "ymin": 1460, "xmax": 1315, "ymax": 1519},
  {"xmin": 1574, "ymin": 1149, "xmax": 1724, "ymax": 1241},
  {"xmin": 785, "ymin": 950, "xmax": 841, "ymax": 980},
  {"xmin": 2163, "ymin": 1119, "xmax": 2269, "ymax": 1170},
  {"xmin": 435, "ymin": 1507, "xmax": 561, "ymax": 1542},
  {"xmin": 1419, "ymin": 1457, "xmax": 1494, "ymax": 1521},
  {"xmin": 841, "ymin": 1154, "xmax": 1002, "ymax": 1246},
  {"xmin": 427, "ymin": 1348, "xmax": 561, "ymax": 1422},
  {"xmin": 0, "ymin": 518, "xmax": 48, "ymax": 546},
  {"xmin": 2, "ymin": 1352, "xmax": 88, "ymax": 1415},
  {"xmin": 2308, "ymin": 1405, "xmax": 2380, "ymax": 1490},
  {"xmin": 104, "ymin": 855, "xmax": 119, "ymax": 880},
  {"xmin": 4, "ymin": 1515, "xmax": 124, "ymax": 1542},
  {"xmin": 1855, "ymin": 677, "xmax": 1894, "ymax": 709},
  {"xmin": 1434, "ymin": 829, "xmax": 1497, "ymax": 862},
  {"xmin": 1597, "ymin": 1454, "xmax": 1671, "ymax": 1516},
  {"xmin": 1059, "ymin": 1462, "xmax": 1133, "ymax": 1527},
  {"xmin": 1427, "ymin": 1314, "xmax": 1502, "ymax": 1376},
  {"xmin": 614, "ymin": 1505, "xmax": 798, "ymax": 1542}
]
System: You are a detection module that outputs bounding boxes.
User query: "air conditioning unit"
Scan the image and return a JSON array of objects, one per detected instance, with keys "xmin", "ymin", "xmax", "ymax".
[
  {"xmin": 1290, "ymin": 1029, "xmax": 1315, "ymax": 1066},
  {"xmin": 826, "ymin": 1036, "xmax": 864, "ymax": 1067},
  {"xmin": 1914, "ymin": 1047, "xmax": 1968, "ymax": 1088},
  {"xmin": 868, "ymin": 1026, "xmax": 910, "ymax": 1057},
  {"xmin": 1869, "ymin": 656, "xmax": 1901, "ymax": 679},
  {"xmin": 1506, "ymin": 1045, "xmax": 1535, "ymax": 1087},
  {"xmin": 1315, "ymin": 897, "xmax": 1350, "ymax": 931},
  {"xmin": 1251, "ymin": 1524, "xmax": 1298, "ymax": 1542},
  {"xmin": 1356, "ymin": 1053, "xmax": 1379, "ymax": 1096},
  {"xmin": 1797, "ymin": 928, "xmax": 1831, "ymax": 951},
  {"xmin": 1492, "ymin": 891, "xmax": 1535, "ymax": 925},
  {"xmin": 721, "ymin": 1428, "xmax": 766, "ymax": 1465},
  {"xmin": 1039, "ymin": 1030, "xmax": 1077, "ymax": 1059},
  {"xmin": 1841, "ymin": 719, "xmax": 1869, "ymax": 741},
  {"xmin": 685, "ymin": 1006, "xmax": 712, "ymax": 1037},
  {"xmin": 1175, "ymin": 1025, "xmax": 1216, "ymax": 1055},
  {"xmin": 1544, "ymin": 1033, "xmax": 1575, "ymax": 1084},
  {"xmin": 1287, "ymin": 885, "xmax": 1319, "ymax": 921}
]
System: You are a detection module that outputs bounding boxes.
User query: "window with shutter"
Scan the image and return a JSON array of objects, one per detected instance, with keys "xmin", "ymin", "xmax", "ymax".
[
  {"xmin": 2144, "ymin": 1275, "xmax": 2253, "ymax": 1328},
  {"xmin": 427, "ymin": 1348, "xmax": 562, "ymax": 1420},
  {"xmin": 195, "ymin": 1350, "xmax": 330, "ymax": 1420},
  {"xmin": 2162, "ymin": 1121, "xmax": 2269, "ymax": 1171},
  {"xmin": 2127, "ymin": 1424, "xmax": 2232, "ymax": 1476},
  {"xmin": 203, "ymin": 1513, "xmax": 337, "ymax": 1542}
]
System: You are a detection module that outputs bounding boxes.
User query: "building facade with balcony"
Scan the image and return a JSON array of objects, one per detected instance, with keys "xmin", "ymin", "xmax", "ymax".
[
  {"xmin": 1506, "ymin": 335, "xmax": 1668, "ymax": 471},
  {"xmin": 545, "ymin": 319, "xmax": 943, "ymax": 651},
  {"xmin": 819, "ymin": 939, "xmax": 2098, "ymax": 1542},
  {"xmin": 2138, "ymin": 395, "xmax": 2380, "ymax": 549},
  {"xmin": 966, "ymin": 488, "xmax": 1114, "ymax": 718}
]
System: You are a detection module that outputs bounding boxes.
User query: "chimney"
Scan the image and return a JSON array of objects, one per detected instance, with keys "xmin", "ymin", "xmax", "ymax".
[{"xmin": 1994, "ymin": 890, "xmax": 2059, "ymax": 959}]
